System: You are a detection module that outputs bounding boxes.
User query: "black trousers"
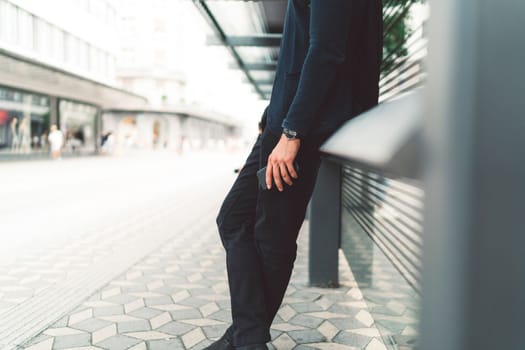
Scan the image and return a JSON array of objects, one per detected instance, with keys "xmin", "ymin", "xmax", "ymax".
[{"xmin": 216, "ymin": 127, "xmax": 330, "ymax": 346}]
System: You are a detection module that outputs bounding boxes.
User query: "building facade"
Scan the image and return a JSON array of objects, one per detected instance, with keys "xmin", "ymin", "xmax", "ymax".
[
  {"xmin": 108, "ymin": 0, "xmax": 244, "ymax": 152},
  {"xmin": 102, "ymin": 108, "xmax": 239, "ymax": 154},
  {"xmin": 0, "ymin": 0, "xmax": 127, "ymax": 156},
  {"xmin": 0, "ymin": 0, "xmax": 241, "ymax": 158}
]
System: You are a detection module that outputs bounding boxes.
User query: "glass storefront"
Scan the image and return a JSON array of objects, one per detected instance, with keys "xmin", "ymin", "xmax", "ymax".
[
  {"xmin": 59, "ymin": 100, "xmax": 98, "ymax": 153},
  {"xmin": 0, "ymin": 86, "xmax": 50, "ymax": 154}
]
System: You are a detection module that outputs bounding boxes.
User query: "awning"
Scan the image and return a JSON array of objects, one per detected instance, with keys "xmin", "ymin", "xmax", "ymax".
[
  {"xmin": 193, "ymin": 0, "xmax": 287, "ymax": 100},
  {"xmin": 0, "ymin": 48, "xmax": 147, "ymax": 109}
]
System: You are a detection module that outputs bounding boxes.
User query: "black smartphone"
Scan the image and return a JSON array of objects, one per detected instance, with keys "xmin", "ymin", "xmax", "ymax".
[{"xmin": 257, "ymin": 161, "xmax": 300, "ymax": 190}]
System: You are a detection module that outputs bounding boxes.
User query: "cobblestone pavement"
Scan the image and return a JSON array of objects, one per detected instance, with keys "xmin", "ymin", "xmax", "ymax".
[
  {"xmin": 0, "ymin": 152, "xmax": 238, "ymax": 349},
  {"xmin": 341, "ymin": 211, "xmax": 420, "ymax": 350},
  {"xmin": 19, "ymin": 218, "xmax": 388, "ymax": 350},
  {"xmin": 1, "ymin": 152, "xmax": 389, "ymax": 350}
]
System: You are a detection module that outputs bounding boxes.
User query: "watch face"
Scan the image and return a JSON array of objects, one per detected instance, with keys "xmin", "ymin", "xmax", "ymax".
[{"xmin": 284, "ymin": 128, "xmax": 298, "ymax": 139}]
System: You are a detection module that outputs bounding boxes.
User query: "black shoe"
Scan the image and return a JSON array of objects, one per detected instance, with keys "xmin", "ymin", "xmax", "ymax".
[
  {"xmin": 236, "ymin": 344, "xmax": 269, "ymax": 350},
  {"xmin": 203, "ymin": 334, "xmax": 234, "ymax": 350}
]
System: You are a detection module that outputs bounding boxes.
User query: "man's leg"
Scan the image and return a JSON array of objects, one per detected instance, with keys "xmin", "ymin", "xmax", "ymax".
[
  {"xmin": 254, "ymin": 130, "xmax": 329, "ymax": 325},
  {"xmin": 214, "ymin": 128, "xmax": 330, "ymax": 347},
  {"xmin": 216, "ymin": 134, "xmax": 271, "ymax": 347}
]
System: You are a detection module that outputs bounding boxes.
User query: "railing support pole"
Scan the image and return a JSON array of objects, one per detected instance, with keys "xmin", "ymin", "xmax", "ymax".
[{"xmin": 309, "ymin": 159, "xmax": 341, "ymax": 287}]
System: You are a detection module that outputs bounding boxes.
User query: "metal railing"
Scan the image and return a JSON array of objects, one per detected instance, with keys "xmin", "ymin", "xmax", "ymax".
[
  {"xmin": 308, "ymin": 91, "xmax": 424, "ymax": 348},
  {"xmin": 308, "ymin": 1, "xmax": 427, "ymax": 348},
  {"xmin": 309, "ymin": 1, "xmax": 427, "ymax": 286}
]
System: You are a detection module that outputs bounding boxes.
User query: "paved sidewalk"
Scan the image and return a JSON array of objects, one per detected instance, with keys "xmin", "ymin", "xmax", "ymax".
[{"xmin": 20, "ymin": 212, "xmax": 387, "ymax": 350}]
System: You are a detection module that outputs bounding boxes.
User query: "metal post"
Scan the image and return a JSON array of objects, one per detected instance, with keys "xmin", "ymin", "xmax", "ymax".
[
  {"xmin": 309, "ymin": 159, "xmax": 341, "ymax": 287},
  {"xmin": 49, "ymin": 96, "xmax": 58, "ymax": 126},
  {"xmin": 421, "ymin": 1, "xmax": 525, "ymax": 350},
  {"xmin": 95, "ymin": 108, "xmax": 102, "ymax": 153}
]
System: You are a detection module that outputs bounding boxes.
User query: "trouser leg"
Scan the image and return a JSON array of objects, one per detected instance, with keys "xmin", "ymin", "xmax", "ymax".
[
  {"xmin": 254, "ymin": 129, "xmax": 328, "ymax": 325},
  {"xmin": 216, "ymin": 134, "xmax": 271, "ymax": 346},
  {"xmin": 216, "ymin": 128, "xmax": 330, "ymax": 346}
]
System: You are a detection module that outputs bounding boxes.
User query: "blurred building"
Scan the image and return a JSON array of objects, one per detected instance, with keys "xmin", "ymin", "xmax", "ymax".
[
  {"xmin": 0, "ymin": 0, "xmax": 146, "ymax": 156},
  {"xmin": 117, "ymin": 0, "xmax": 187, "ymax": 107},
  {"xmin": 103, "ymin": 106, "xmax": 239, "ymax": 154},
  {"xmin": 0, "ymin": 0, "xmax": 242, "ymax": 158},
  {"xmin": 104, "ymin": 0, "xmax": 242, "ymax": 153},
  {"xmin": 115, "ymin": 0, "xmax": 266, "ymax": 144}
]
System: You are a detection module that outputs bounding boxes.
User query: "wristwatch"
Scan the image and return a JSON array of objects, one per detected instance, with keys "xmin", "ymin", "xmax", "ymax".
[{"xmin": 283, "ymin": 128, "xmax": 299, "ymax": 140}]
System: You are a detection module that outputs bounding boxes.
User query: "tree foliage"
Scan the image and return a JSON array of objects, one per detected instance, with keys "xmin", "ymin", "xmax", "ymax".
[{"xmin": 382, "ymin": 0, "xmax": 423, "ymax": 72}]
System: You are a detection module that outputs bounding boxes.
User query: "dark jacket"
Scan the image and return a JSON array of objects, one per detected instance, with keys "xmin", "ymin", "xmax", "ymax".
[{"xmin": 266, "ymin": 0, "xmax": 383, "ymax": 138}]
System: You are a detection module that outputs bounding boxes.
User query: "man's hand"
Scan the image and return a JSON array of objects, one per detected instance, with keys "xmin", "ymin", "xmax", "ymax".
[{"xmin": 266, "ymin": 134, "xmax": 301, "ymax": 192}]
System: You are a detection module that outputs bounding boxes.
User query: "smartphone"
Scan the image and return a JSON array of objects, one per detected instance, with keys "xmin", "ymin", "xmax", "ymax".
[{"xmin": 257, "ymin": 161, "xmax": 300, "ymax": 190}]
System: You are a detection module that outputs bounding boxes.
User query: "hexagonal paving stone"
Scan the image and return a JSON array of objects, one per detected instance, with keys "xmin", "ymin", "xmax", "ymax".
[
  {"xmin": 15, "ymin": 213, "xmax": 395, "ymax": 350},
  {"xmin": 148, "ymin": 338, "xmax": 185, "ymax": 350},
  {"xmin": 96, "ymin": 334, "xmax": 142, "ymax": 350},
  {"xmin": 287, "ymin": 329, "xmax": 327, "ymax": 344}
]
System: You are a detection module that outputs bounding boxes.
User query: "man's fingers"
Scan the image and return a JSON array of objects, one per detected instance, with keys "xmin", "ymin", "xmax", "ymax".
[
  {"xmin": 272, "ymin": 163, "xmax": 284, "ymax": 191},
  {"xmin": 279, "ymin": 163, "xmax": 293, "ymax": 186},
  {"xmin": 286, "ymin": 161, "xmax": 299, "ymax": 179},
  {"xmin": 266, "ymin": 158, "xmax": 273, "ymax": 189}
]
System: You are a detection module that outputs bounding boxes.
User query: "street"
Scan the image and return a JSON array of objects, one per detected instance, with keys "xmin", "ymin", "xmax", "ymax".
[{"xmin": 0, "ymin": 151, "xmax": 241, "ymax": 263}]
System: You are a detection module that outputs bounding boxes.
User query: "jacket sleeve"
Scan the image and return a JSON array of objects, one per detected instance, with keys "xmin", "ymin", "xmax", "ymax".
[{"xmin": 281, "ymin": 0, "xmax": 352, "ymax": 137}]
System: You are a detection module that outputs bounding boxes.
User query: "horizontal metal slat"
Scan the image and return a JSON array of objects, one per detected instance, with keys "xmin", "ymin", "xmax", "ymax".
[
  {"xmin": 341, "ymin": 166, "xmax": 424, "ymax": 292},
  {"xmin": 342, "ymin": 184, "xmax": 423, "ymax": 256},
  {"xmin": 342, "ymin": 173, "xmax": 423, "ymax": 230},
  {"xmin": 349, "ymin": 167, "xmax": 424, "ymax": 199},
  {"xmin": 345, "ymin": 206, "xmax": 422, "ymax": 292},
  {"xmin": 343, "ymin": 170, "xmax": 424, "ymax": 222},
  {"xmin": 342, "ymin": 184, "xmax": 423, "ymax": 270}
]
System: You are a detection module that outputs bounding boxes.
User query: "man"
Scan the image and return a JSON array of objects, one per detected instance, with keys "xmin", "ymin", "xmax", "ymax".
[{"xmin": 209, "ymin": 1, "xmax": 383, "ymax": 349}]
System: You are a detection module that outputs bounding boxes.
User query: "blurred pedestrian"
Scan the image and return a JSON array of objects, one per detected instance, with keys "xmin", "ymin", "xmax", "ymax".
[
  {"xmin": 101, "ymin": 131, "xmax": 115, "ymax": 155},
  {"xmin": 48, "ymin": 124, "xmax": 64, "ymax": 160},
  {"xmin": 18, "ymin": 117, "xmax": 30, "ymax": 153},
  {"xmin": 209, "ymin": 1, "xmax": 383, "ymax": 350},
  {"xmin": 9, "ymin": 117, "xmax": 19, "ymax": 152}
]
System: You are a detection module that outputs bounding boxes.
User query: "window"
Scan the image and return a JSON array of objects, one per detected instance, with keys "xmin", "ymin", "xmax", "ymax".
[
  {"xmin": 33, "ymin": 18, "xmax": 43, "ymax": 54},
  {"xmin": 79, "ymin": 41, "xmax": 88, "ymax": 71},
  {"xmin": 104, "ymin": 52, "xmax": 111, "ymax": 78},
  {"xmin": 52, "ymin": 28, "xmax": 65, "ymax": 63},
  {"xmin": 90, "ymin": 45, "xmax": 98, "ymax": 73},
  {"xmin": 97, "ymin": 49, "xmax": 105, "ymax": 76},
  {"xmin": 121, "ymin": 17, "xmax": 136, "ymax": 34},
  {"xmin": 108, "ymin": 56, "xmax": 116, "ymax": 78},
  {"xmin": 0, "ymin": 1, "xmax": 6, "ymax": 42},
  {"xmin": 74, "ymin": 0, "xmax": 90, "ymax": 12},
  {"xmin": 18, "ymin": 8, "xmax": 32, "ymax": 50},
  {"xmin": 107, "ymin": 6, "xmax": 116, "ymax": 26},
  {"xmin": 34, "ymin": 19, "xmax": 52, "ymax": 58},
  {"xmin": 121, "ymin": 47, "xmax": 135, "ymax": 66},
  {"xmin": 64, "ymin": 33, "xmax": 74, "ymax": 64},
  {"xmin": 155, "ymin": 49, "xmax": 166, "ymax": 65},
  {"xmin": 43, "ymin": 22, "xmax": 52, "ymax": 58},
  {"xmin": 155, "ymin": 19, "xmax": 166, "ymax": 33},
  {"xmin": 5, "ymin": 2, "xmax": 18, "ymax": 44}
]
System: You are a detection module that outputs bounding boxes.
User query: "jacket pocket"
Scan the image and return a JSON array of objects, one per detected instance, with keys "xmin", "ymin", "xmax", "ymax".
[{"xmin": 285, "ymin": 71, "xmax": 302, "ymax": 79}]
